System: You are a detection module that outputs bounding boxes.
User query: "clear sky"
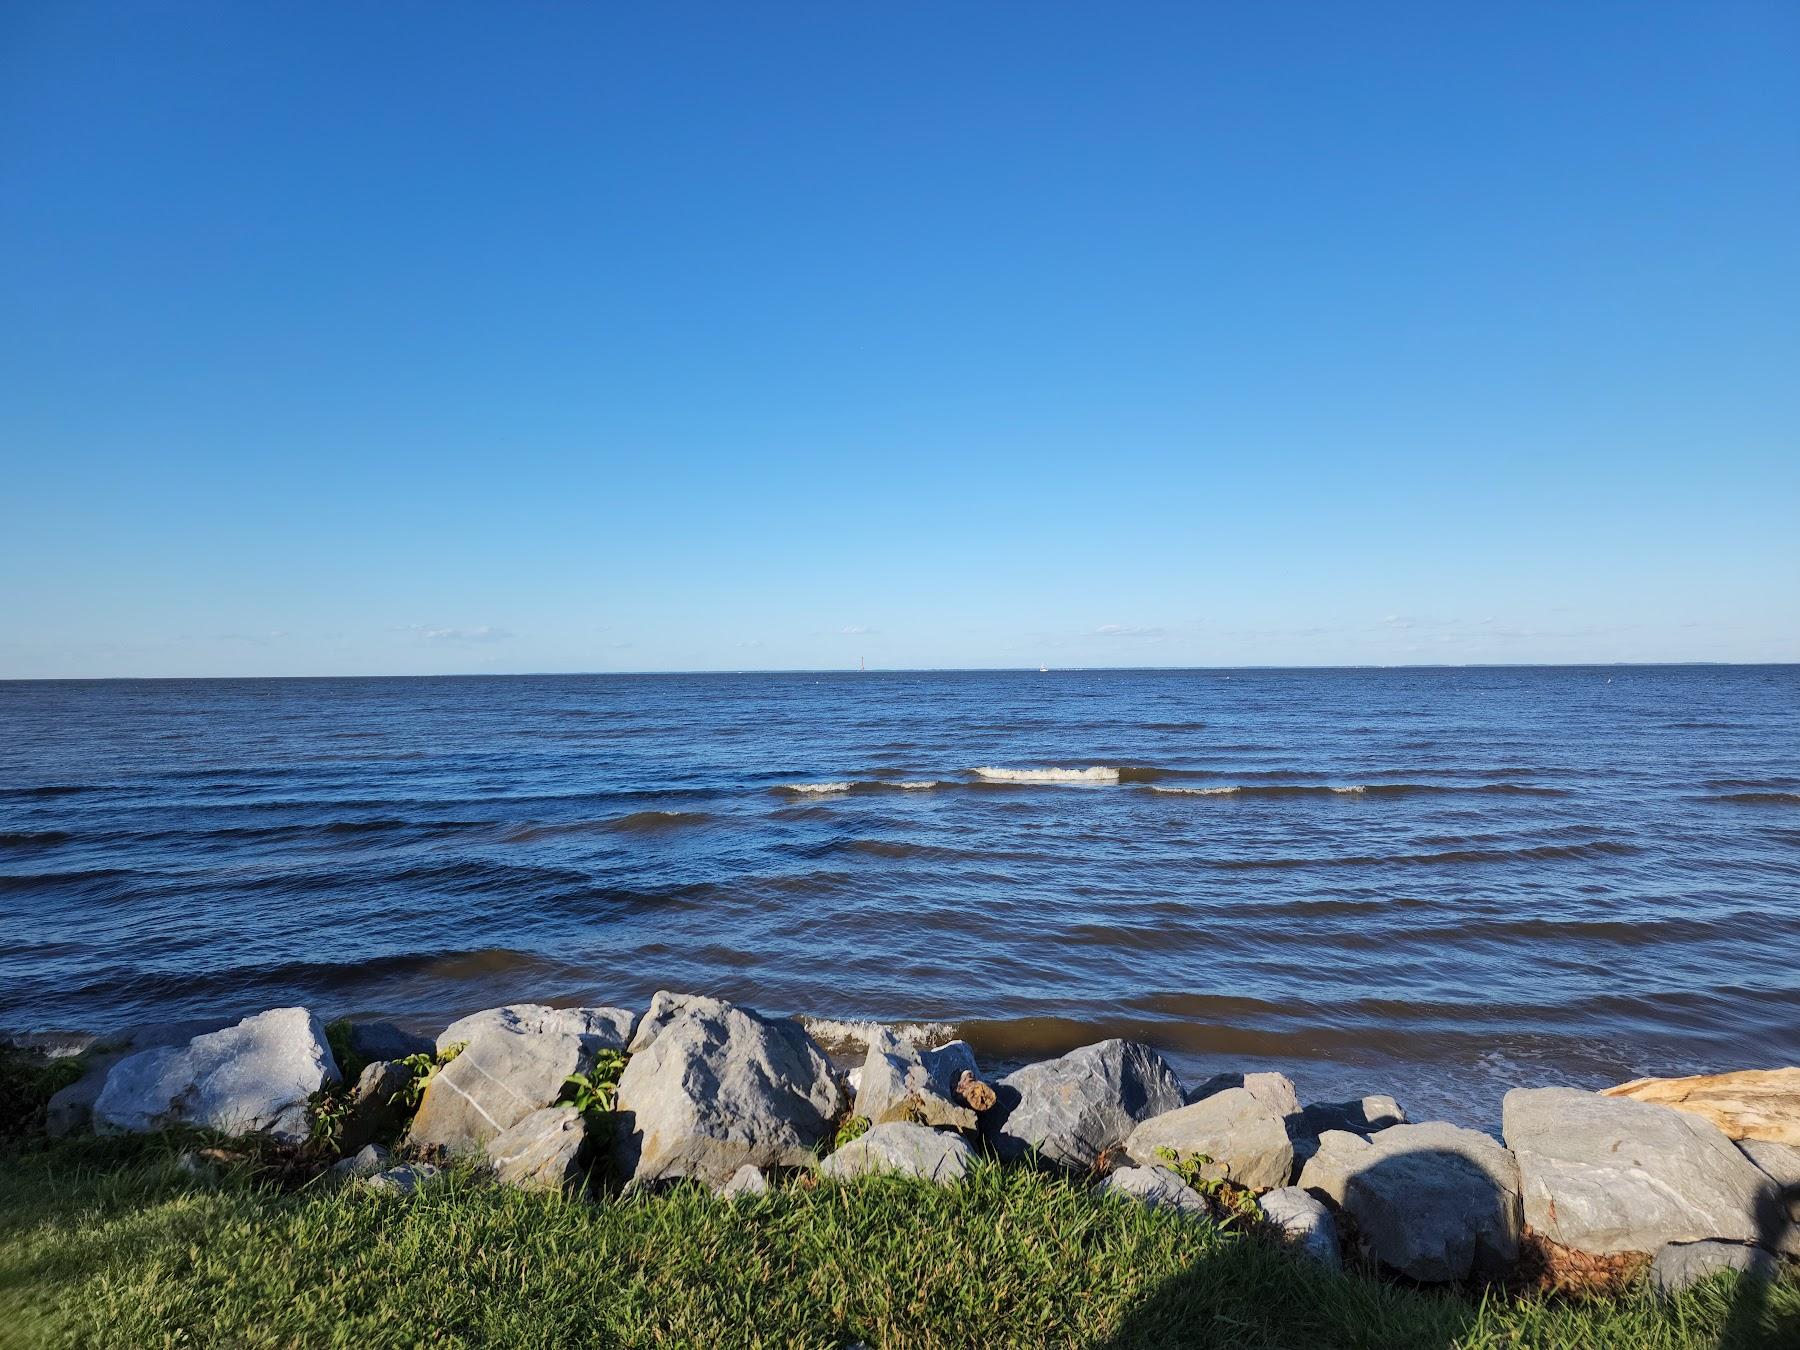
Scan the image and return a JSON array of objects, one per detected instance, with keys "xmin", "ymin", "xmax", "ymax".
[{"xmin": 2, "ymin": 3, "xmax": 1796, "ymax": 677}]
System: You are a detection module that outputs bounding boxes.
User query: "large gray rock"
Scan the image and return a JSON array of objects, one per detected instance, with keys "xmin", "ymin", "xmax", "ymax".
[
  {"xmin": 1096, "ymin": 1164, "xmax": 1209, "ymax": 1218},
  {"xmin": 1740, "ymin": 1137, "xmax": 1800, "ymax": 1188},
  {"xmin": 1300, "ymin": 1094, "xmax": 1407, "ymax": 1137},
  {"xmin": 853, "ymin": 1033, "xmax": 981, "ymax": 1131},
  {"xmin": 438, "ymin": 1003, "xmax": 635, "ymax": 1054},
  {"xmin": 985, "ymin": 1039, "xmax": 1183, "ymax": 1171},
  {"xmin": 48, "ymin": 1020, "xmax": 238, "ymax": 1137},
  {"xmin": 410, "ymin": 1004, "xmax": 631, "ymax": 1155},
  {"xmin": 1503, "ymin": 1087, "xmax": 1769, "ymax": 1256},
  {"xmin": 614, "ymin": 992, "xmax": 847, "ymax": 1186},
  {"xmin": 1125, "ymin": 1087, "xmax": 1294, "ymax": 1190},
  {"xmin": 1738, "ymin": 1138, "xmax": 1800, "ymax": 1256},
  {"xmin": 339, "ymin": 1059, "xmax": 414, "ymax": 1151},
  {"xmin": 821, "ymin": 1122, "xmax": 974, "ymax": 1186},
  {"xmin": 485, "ymin": 1105, "xmax": 590, "ymax": 1193},
  {"xmin": 1649, "ymin": 1240, "xmax": 1780, "ymax": 1297},
  {"xmin": 1188, "ymin": 1071, "xmax": 1301, "ymax": 1119},
  {"xmin": 1259, "ymin": 1186, "xmax": 1341, "ymax": 1269},
  {"xmin": 1298, "ymin": 1121, "xmax": 1521, "ymax": 1282},
  {"xmin": 93, "ymin": 1008, "xmax": 338, "ymax": 1143}
]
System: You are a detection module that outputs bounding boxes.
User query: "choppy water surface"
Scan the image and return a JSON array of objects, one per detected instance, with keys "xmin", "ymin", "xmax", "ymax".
[{"xmin": 3, "ymin": 667, "xmax": 1796, "ymax": 1125}]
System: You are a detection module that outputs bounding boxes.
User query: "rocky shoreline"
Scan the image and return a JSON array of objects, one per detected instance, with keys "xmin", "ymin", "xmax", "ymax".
[{"xmin": 19, "ymin": 996, "xmax": 1800, "ymax": 1300}]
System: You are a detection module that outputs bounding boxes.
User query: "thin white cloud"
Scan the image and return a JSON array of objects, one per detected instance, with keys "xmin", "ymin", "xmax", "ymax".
[
  {"xmin": 1095, "ymin": 624, "xmax": 1165, "ymax": 638},
  {"xmin": 838, "ymin": 625, "xmax": 874, "ymax": 636},
  {"xmin": 402, "ymin": 624, "xmax": 512, "ymax": 643}
]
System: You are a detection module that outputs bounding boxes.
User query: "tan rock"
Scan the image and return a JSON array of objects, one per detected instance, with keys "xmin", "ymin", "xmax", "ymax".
[{"xmin": 1601, "ymin": 1068, "xmax": 1800, "ymax": 1146}]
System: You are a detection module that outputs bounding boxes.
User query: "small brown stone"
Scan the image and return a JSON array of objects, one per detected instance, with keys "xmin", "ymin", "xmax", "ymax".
[{"xmin": 954, "ymin": 1070, "xmax": 997, "ymax": 1113}]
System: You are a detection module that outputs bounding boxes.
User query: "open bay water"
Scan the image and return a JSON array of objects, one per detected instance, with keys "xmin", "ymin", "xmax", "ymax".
[{"xmin": 2, "ymin": 665, "xmax": 1797, "ymax": 1126}]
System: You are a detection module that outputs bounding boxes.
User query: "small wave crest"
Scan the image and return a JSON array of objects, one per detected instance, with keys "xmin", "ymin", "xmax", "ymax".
[
  {"xmin": 502, "ymin": 811, "xmax": 714, "ymax": 842},
  {"xmin": 972, "ymin": 766, "xmax": 1119, "ymax": 784},
  {"xmin": 1710, "ymin": 791, "xmax": 1800, "ymax": 806},
  {"xmin": 780, "ymin": 782, "xmax": 855, "ymax": 795}
]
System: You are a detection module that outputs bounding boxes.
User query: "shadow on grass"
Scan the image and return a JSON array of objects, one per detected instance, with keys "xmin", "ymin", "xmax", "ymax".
[{"xmin": 1097, "ymin": 1149, "xmax": 1800, "ymax": 1350}]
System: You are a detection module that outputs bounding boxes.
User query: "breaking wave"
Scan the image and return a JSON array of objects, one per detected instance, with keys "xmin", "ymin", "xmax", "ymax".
[{"xmin": 971, "ymin": 766, "xmax": 1120, "ymax": 784}]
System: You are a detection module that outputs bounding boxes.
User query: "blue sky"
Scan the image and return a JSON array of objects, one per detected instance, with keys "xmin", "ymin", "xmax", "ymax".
[{"xmin": 2, "ymin": 3, "xmax": 1796, "ymax": 677}]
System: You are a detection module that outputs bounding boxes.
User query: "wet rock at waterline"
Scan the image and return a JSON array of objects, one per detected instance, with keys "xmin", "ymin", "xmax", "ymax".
[
  {"xmin": 410, "ymin": 1005, "xmax": 632, "ymax": 1155},
  {"xmin": 984, "ymin": 1039, "xmax": 1183, "ymax": 1171},
  {"xmin": 1258, "ymin": 1186, "xmax": 1342, "ymax": 1270},
  {"xmin": 1298, "ymin": 1121, "xmax": 1521, "ymax": 1283},
  {"xmin": 853, "ymin": 1032, "xmax": 981, "ymax": 1131},
  {"xmin": 1124, "ymin": 1087, "xmax": 1295, "ymax": 1190},
  {"xmin": 93, "ymin": 1008, "xmax": 338, "ymax": 1144},
  {"xmin": 1503, "ymin": 1088, "xmax": 1769, "ymax": 1256},
  {"xmin": 821, "ymin": 1122, "xmax": 975, "ymax": 1185},
  {"xmin": 486, "ymin": 1105, "xmax": 589, "ymax": 1193},
  {"xmin": 614, "ymin": 992, "xmax": 846, "ymax": 1187}
]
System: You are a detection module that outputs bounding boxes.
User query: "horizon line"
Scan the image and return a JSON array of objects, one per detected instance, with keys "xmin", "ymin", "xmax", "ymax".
[{"xmin": 5, "ymin": 659, "xmax": 1797, "ymax": 684}]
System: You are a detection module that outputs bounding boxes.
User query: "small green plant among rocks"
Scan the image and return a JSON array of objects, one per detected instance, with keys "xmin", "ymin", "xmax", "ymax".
[
  {"xmin": 396, "ymin": 1041, "xmax": 466, "ymax": 1110},
  {"xmin": 562, "ymin": 1050, "xmax": 628, "ymax": 1116},
  {"xmin": 833, "ymin": 1114, "xmax": 871, "ymax": 1150},
  {"xmin": 1153, "ymin": 1145, "xmax": 1261, "ymax": 1224}
]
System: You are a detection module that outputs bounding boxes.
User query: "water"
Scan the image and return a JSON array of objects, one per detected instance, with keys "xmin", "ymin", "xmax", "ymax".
[{"xmin": 3, "ymin": 666, "xmax": 1796, "ymax": 1127}]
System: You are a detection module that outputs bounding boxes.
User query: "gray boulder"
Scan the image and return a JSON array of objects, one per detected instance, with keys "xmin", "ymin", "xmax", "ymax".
[
  {"xmin": 1125, "ymin": 1087, "xmax": 1294, "ymax": 1190},
  {"xmin": 985, "ymin": 1039, "xmax": 1184, "ymax": 1171},
  {"xmin": 821, "ymin": 1122, "xmax": 975, "ymax": 1186},
  {"xmin": 410, "ymin": 1003, "xmax": 633, "ymax": 1156},
  {"xmin": 1298, "ymin": 1121, "xmax": 1521, "ymax": 1282},
  {"xmin": 93, "ymin": 1008, "xmax": 338, "ymax": 1143},
  {"xmin": 339, "ymin": 1059, "xmax": 414, "ymax": 1151},
  {"xmin": 853, "ymin": 1033, "xmax": 981, "ymax": 1131},
  {"xmin": 614, "ymin": 992, "xmax": 846, "ymax": 1186},
  {"xmin": 1188, "ymin": 1071, "xmax": 1301, "ymax": 1119},
  {"xmin": 1503, "ymin": 1087, "xmax": 1768, "ymax": 1256},
  {"xmin": 438, "ymin": 1003, "xmax": 635, "ymax": 1054},
  {"xmin": 1740, "ymin": 1137, "xmax": 1800, "ymax": 1188},
  {"xmin": 717, "ymin": 1164, "xmax": 771, "ymax": 1198},
  {"xmin": 1649, "ymin": 1240, "xmax": 1779, "ymax": 1297},
  {"xmin": 365, "ymin": 1162, "xmax": 442, "ymax": 1196},
  {"xmin": 49, "ymin": 1020, "xmax": 250, "ymax": 1138},
  {"xmin": 332, "ymin": 1143, "xmax": 391, "ymax": 1178},
  {"xmin": 1258, "ymin": 1186, "xmax": 1342, "ymax": 1269},
  {"xmin": 1300, "ymin": 1094, "xmax": 1407, "ymax": 1137},
  {"xmin": 1096, "ymin": 1164, "xmax": 1209, "ymax": 1218},
  {"xmin": 1738, "ymin": 1138, "xmax": 1800, "ymax": 1256},
  {"xmin": 485, "ymin": 1105, "xmax": 590, "ymax": 1193}
]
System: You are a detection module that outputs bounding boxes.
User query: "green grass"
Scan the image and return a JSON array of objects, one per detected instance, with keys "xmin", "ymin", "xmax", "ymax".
[{"xmin": 1, "ymin": 1140, "xmax": 1795, "ymax": 1348}]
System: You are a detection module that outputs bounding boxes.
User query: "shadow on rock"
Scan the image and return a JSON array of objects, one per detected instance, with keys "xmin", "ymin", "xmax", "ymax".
[{"xmin": 1720, "ymin": 1177, "xmax": 1800, "ymax": 1350}]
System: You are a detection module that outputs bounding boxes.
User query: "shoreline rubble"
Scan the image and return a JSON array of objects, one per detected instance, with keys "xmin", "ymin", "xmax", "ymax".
[{"xmin": 17, "ymin": 994, "xmax": 1800, "ymax": 1297}]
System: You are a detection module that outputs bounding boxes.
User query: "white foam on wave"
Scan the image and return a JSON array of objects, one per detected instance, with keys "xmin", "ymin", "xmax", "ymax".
[
  {"xmin": 1151, "ymin": 783, "xmax": 1371, "ymax": 796},
  {"xmin": 893, "ymin": 779, "xmax": 943, "ymax": 790},
  {"xmin": 781, "ymin": 781, "xmax": 854, "ymax": 795},
  {"xmin": 971, "ymin": 766, "xmax": 1120, "ymax": 784},
  {"xmin": 798, "ymin": 1015, "xmax": 961, "ymax": 1054}
]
